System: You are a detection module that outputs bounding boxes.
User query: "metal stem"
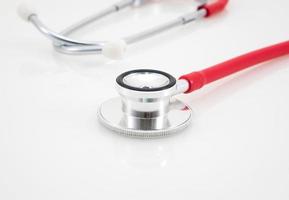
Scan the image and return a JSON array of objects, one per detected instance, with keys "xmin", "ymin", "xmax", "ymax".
[
  {"xmin": 30, "ymin": 15, "xmax": 102, "ymax": 46},
  {"xmin": 123, "ymin": 9, "xmax": 207, "ymax": 45},
  {"xmin": 61, "ymin": 0, "xmax": 134, "ymax": 36}
]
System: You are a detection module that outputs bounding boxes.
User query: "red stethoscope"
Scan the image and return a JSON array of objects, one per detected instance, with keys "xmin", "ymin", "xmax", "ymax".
[
  {"xmin": 98, "ymin": 40, "xmax": 289, "ymax": 138},
  {"xmin": 17, "ymin": 0, "xmax": 289, "ymax": 138}
]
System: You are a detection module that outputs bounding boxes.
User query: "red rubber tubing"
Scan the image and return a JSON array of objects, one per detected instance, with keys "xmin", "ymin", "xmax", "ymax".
[
  {"xmin": 198, "ymin": 0, "xmax": 229, "ymax": 17},
  {"xmin": 180, "ymin": 40, "xmax": 289, "ymax": 93}
]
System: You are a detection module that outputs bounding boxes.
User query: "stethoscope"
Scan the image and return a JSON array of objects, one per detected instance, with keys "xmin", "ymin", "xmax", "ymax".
[
  {"xmin": 17, "ymin": 1, "xmax": 289, "ymax": 138},
  {"xmin": 98, "ymin": 41, "xmax": 289, "ymax": 138},
  {"xmin": 18, "ymin": 0, "xmax": 228, "ymax": 59}
]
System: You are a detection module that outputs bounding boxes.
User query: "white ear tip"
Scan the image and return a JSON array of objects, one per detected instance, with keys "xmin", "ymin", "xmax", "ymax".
[
  {"xmin": 102, "ymin": 40, "xmax": 127, "ymax": 60},
  {"xmin": 17, "ymin": 3, "xmax": 36, "ymax": 21}
]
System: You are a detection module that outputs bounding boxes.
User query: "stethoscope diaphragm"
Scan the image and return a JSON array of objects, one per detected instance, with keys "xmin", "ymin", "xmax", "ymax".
[{"xmin": 98, "ymin": 69, "xmax": 192, "ymax": 138}]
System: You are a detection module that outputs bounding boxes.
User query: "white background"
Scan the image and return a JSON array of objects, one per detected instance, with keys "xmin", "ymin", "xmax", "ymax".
[{"xmin": 1, "ymin": 0, "xmax": 289, "ymax": 199}]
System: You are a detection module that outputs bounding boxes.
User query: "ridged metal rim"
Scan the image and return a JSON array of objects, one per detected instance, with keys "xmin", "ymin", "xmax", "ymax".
[{"xmin": 97, "ymin": 98, "xmax": 192, "ymax": 139}]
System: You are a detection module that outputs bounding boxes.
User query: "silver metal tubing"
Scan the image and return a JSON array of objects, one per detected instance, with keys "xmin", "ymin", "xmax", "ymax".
[
  {"xmin": 54, "ymin": 44, "xmax": 104, "ymax": 55},
  {"xmin": 123, "ymin": 9, "xmax": 207, "ymax": 45},
  {"xmin": 24, "ymin": 0, "xmax": 207, "ymax": 56},
  {"xmin": 29, "ymin": 15, "xmax": 103, "ymax": 46},
  {"xmin": 61, "ymin": 0, "xmax": 135, "ymax": 36},
  {"xmin": 27, "ymin": 0, "xmax": 135, "ymax": 55}
]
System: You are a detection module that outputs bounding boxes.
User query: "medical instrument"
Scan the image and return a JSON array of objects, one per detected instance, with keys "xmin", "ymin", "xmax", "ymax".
[
  {"xmin": 98, "ymin": 40, "xmax": 289, "ymax": 138},
  {"xmin": 17, "ymin": 0, "xmax": 228, "ymax": 59}
]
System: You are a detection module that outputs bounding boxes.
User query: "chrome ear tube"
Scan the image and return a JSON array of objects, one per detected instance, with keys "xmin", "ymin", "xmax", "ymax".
[{"xmin": 17, "ymin": 0, "xmax": 229, "ymax": 59}]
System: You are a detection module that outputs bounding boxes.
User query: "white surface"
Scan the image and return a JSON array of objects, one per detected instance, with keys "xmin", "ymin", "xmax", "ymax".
[{"xmin": 1, "ymin": 0, "xmax": 289, "ymax": 199}]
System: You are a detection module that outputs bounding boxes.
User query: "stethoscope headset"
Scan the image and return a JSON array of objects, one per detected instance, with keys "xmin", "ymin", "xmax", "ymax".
[
  {"xmin": 18, "ymin": 0, "xmax": 227, "ymax": 59},
  {"xmin": 18, "ymin": 0, "xmax": 289, "ymax": 138}
]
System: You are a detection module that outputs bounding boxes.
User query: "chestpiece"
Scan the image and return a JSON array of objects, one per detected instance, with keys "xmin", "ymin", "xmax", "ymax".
[{"xmin": 98, "ymin": 69, "xmax": 192, "ymax": 138}]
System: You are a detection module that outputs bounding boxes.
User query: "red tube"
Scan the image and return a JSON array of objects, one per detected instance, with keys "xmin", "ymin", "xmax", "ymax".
[
  {"xmin": 198, "ymin": 0, "xmax": 229, "ymax": 17},
  {"xmin": 180, "ymin": 40, "xmax": 289, "ymax": 93}
]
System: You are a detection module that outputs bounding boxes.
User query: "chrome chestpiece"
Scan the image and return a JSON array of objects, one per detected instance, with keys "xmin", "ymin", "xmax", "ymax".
[{"xmin": 98, "ymin": 70, "xmax": 192, "ymax": 138}]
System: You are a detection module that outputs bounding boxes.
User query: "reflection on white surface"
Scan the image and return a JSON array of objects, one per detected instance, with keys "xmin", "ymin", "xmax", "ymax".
[{"xmin": 113, "ymin": 137, "xmax": 173, "ymax": 170}]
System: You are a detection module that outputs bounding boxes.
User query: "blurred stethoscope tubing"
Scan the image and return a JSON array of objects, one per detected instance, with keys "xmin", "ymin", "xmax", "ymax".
[
  {"xmin": 18, "ymin": 0, "xmax": 227, "ymax": 59},
  {"xmin": 18, "ymin": 0, "xmax": 289, "ymax": 138}
]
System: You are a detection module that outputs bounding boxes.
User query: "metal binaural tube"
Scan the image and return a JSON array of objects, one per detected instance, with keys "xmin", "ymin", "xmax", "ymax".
[
  {"xmin": 29, "ymin": 15, "xmax": 103, "ymax": 46},
  {"xmin": 123, "ymin": 9, "xmax": 207, "ymax": 44},
  {"xmin": 20, "ymin": 0, "xmax": 208, "ymax": 57},
  {"xmin": 61, "ymin": 0, "xmax": 135, "ymax": 36},
  {"xmin": 54, "ymin": 44, "xmax": 103, "ymax": 55},
  {"xmin": 60, "ymin": 7, "xmax": 119, "ymax": 36}
]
